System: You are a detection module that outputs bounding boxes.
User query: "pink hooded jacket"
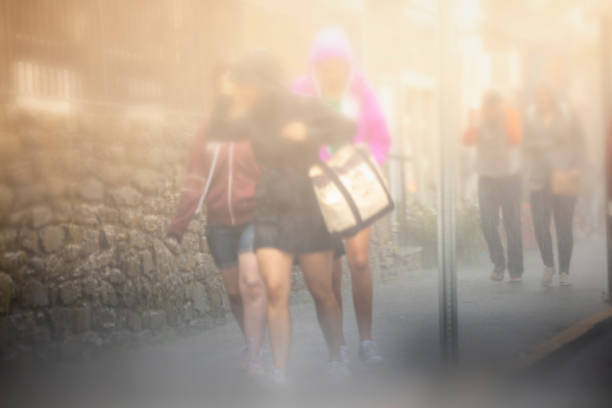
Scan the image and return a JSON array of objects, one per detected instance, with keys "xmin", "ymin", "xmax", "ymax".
[{"xmin": 292, "ymin": 28, "xmax": 391, "ymax": 165}]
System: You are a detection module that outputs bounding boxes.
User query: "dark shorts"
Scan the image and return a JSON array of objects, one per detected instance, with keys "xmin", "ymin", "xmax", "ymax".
[
  {"xmin": 333, "ymin": 240, "xmax": 346, "ymax": 259},
  {"xmin": 205, "ymin": 223, "xmax": 255, "ymax": 269}
]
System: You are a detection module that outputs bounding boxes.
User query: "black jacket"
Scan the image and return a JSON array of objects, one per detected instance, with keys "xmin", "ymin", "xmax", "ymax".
[{"xmin": 207, "ymin": 92, "xmax": 356, "ymax": 215}]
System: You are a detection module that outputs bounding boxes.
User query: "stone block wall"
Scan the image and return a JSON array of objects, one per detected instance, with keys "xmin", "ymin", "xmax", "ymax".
[{"xmin": 0, "ymin": 109, "xmax": 229, "ymax": 361}]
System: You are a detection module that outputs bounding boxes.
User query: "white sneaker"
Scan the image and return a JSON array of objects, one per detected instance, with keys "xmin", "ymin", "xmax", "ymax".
[
  {"xmin": 340, "ymin": 344, "xmax": 350, "ymax": 365},
  {"xmin": 559, "ymin": 272, "xmax": 570, "ymax": 286},
  {"xmin": 327, "ymin": 360, "xmax": 351, "ymax": 384},
  {"xmin": 269, "ymin": 367, "xmax": 289, "ymax": 387},
  {"xmin": 240, "ymin": 344, "xmax": 249, "ymax": 370},
  {"xmin": 490, "ymin": 270, "xmax": 505, "ymax": 281},
  {"xmin": 246, "ymin": 354, "xmax": 266, "ymax": 378},
  {"xmin": 541, "ymin": 267, "xmax": 554, "ymax": 287},
  {"xmin": 359, "ymin": 340, "xmax": 383, "ymax": 365}
]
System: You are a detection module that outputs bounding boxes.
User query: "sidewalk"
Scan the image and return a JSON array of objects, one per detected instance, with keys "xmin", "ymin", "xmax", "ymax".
[{"xmin": 4, "ymin": 236, "xmax": 608, "ymax": 407}]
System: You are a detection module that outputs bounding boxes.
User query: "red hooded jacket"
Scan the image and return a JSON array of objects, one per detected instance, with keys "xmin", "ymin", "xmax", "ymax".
[{"xmin": 168, "ymin": 125, "xmax": 259, "ymax": 241}]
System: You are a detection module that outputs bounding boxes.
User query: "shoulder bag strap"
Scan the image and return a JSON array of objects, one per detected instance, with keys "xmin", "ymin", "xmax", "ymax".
[
  {"xmin": 317, "ymin": 157, "xmax": 363, "ymax": 225},
  {"xmin": 195, "ymin": 144, "xmax": 221, "ymax": 215}
]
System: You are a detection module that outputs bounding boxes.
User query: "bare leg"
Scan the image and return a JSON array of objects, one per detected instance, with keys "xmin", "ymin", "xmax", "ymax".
[
  {"xmin": 238, "ymin": 251, "xmax": 267, "ymax": 359},
  {"xmin": 300, "ymin": 251, "xmax": 343, "ymax": 361},
  {"xmin": 345, "ymin": 227, "xmax": 373, "ymax": 341},
  {"xmin": 257, "ymin": 248, "xmax": 293, "ymax": 373},
  {"xmin": 220, "ymin": 266, "xmax": 244, "ymax": 336},
  {"xmin": 331, "ymin": 257, "xmax": 346, "ymax": 345}
]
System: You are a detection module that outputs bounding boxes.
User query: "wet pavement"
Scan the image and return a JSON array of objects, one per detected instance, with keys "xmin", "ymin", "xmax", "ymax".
[{"xmin": 4, "ymin": 235, "xmax": 610, "ymax": 407}]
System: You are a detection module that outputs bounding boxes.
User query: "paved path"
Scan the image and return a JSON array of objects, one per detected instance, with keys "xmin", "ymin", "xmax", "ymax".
[
  {"xmin": 491, "ymin": 323, "xmax": 612, "ymax": 408},
  {"xmin": 4, "ymin": 235, "xmax": 609, "ymax": 407}
]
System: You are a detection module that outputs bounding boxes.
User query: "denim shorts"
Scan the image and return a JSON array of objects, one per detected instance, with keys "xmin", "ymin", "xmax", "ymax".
[{"xmin": 205, "ymin": 223, "xmax": 255, "ymax": 269}]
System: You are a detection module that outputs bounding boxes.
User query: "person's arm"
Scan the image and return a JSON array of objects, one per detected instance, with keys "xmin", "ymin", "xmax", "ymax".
[
  {"xmin": 462, "ymin": 108, "xmax": 479, "ymax": 146},
  {"xmin": 296, "ymin": 96, "xmax": 357, "ymax": 147},
  {"xmin": 521, "ymin": 108, "xmax": 538, "ymax": 153},
  {"xmin": 570, "ymin": 112, "xmax": 587, "ymax": 172},
  {"xmin": 462, "ymin": 126, "xmax": 478, "ymax": 146},
  {"xmin": 361, "ymin": 86, "xmax": 391, "ymax": 165},
  {"xmin": 521, "ymin": 110, "xmax": 545, "ymax": 181},
  {"xmin": 365, "ymin": 106, "xmax": 391, "ymax": 165},
  {"xmin": 167, "ymin": 127, "xmax": 210, "ymax": 241},
  {"xmin": 504, "ymin": 106, "xmax": 523, "ymax": 146}
]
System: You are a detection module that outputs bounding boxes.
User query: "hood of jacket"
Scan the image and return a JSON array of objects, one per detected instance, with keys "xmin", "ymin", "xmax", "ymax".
[{"xmin": 292, "ymin": 27, "xmax": 391, "ymax": 165}]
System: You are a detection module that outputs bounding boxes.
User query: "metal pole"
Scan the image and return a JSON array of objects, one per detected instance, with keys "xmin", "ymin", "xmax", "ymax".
[{"xmin": 437, "ymin": 0, "xmax": 458, "ymax": 366}]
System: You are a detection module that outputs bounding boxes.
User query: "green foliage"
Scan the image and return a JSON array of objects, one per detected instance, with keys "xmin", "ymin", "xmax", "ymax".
[
  {"xmin": 402, "ymin": 199, "xmax": 484, "ymax": 266},
  {"xmin": 456, "ymin": 202, "xmax": 485, "ymax": 264},
  {"xmin": 403, "ymin": 200, "xmax": 438, "ymax": 265}
]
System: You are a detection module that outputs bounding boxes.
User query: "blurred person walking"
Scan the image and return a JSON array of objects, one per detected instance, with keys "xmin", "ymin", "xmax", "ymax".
[
  {"xmin": 207, "ymin": 51, "xmax": 356, "ymax": 385},
  {"xmin": 293, "ymin": 27, "xmax": 391, "ymax": 365},
  {"xmin": 523, "ymin": 85, "xmax": 585, "ymax": 287},
  {"xmin": 462, "ymin": 91, "xmax": 524, "ymax": 282},
  {"xmin": 168, "ymin": 68, "xmax": 267, "ymax": 377}
]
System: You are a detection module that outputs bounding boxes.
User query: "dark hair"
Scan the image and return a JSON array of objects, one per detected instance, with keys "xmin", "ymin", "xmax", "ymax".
[{"xmin": 229, "ymin": 50, "xmax": 285, "ymax": 91}]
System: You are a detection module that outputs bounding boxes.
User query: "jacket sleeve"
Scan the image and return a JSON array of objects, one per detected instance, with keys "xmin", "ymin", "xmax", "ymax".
[
  {"xmin": 521, "ymin": 111, "xmax": 543, "ymax": 177},
  {"xmin": 570, "ymin": 112, "xmax": 587, "ymax": 171},
  {"xmin": 504, "ymin": 107, "xmax": 522, "ymax": 146},
  {"xmin": 167, "ymin": 127, "xmax": 209, "ymax": 241},
  {"xmin": 362, "ymin": 86, "xmax": 391, "ymax": 165},
  {"xmin": 208, "ymin": 93, "xmax": 356, "ymax": 156},
  {"xmin": 462, "ymin": 126, "xmax": 478, "ymax": 146},
  {"xmin": 461, "ymin": 108, "xmax": 479, "ymax": 146}
]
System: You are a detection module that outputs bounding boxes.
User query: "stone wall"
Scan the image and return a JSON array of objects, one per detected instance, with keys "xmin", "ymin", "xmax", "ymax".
[
  {"xmin": 0, "ymin": 108, "xmax": 232, "ymax": 361},
  {"xmin": 0, "ymin": 107, "xmax": 416, "ymax": 364}
]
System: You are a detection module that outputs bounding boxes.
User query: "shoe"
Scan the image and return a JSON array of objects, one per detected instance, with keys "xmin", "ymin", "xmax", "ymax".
[
  {"xmin": 541, "ymin": 267, "xmax": 554, "ymax": 287},
  {"xmin": 359, "ymin": 340, "xmax": 383, "ymax": 365},
  {"xmin": 490, "ymin": 270, "xmax": 504, "ymax": 281},
  {"xmin": 240, "ymin": 344, "xmax": 249, "ymax": 370},
  {"xmin": 269, "ymin": 367, "xmax": 289, "ymax": 387},
  {"xmin": 559, "ymin": 272, "xmax": 570, "ymax": 286},
  {"xmin": 327, "ymin": 360, "xmax": 351, "ymax": 384},
  {"xmin": 246, "ymin": 354, "xmax": 266, "ymax": 378},
  {"xmin": 340, "ymin": 344, "xmax": 350, "ymax": 365},
  {"xmin": 509, "ymin": 276, "xmax": 522, "ymax": 283}
]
